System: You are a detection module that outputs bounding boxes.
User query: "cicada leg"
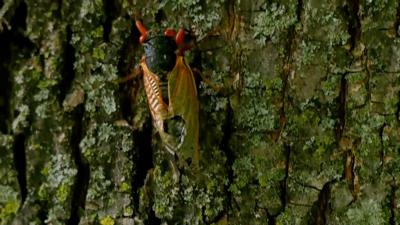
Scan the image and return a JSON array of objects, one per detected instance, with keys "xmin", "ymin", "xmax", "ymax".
[
  {"xmin": 156, "ymin": 129, "xmax": 183, "ymax": 184},
  {"xmin": 158, "ymin": 117, "xmax": 185, "ymax": 151},
  {"xmin": 170, "ymin": 159, "xmax": 180, "ymax": 184},
  {"xmin": 117, "ymin": 66, "xmax": 143, "ymax": 84}
]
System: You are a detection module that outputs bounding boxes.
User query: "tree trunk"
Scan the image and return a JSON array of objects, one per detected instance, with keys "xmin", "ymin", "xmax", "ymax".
[{"xmin": 1, "ymin": 0, "xmax": 399, "ymax": 224}]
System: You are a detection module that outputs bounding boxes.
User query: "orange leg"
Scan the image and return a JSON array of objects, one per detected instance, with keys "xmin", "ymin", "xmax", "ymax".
[
  {"xmin": 164, "ymin": 28, "xmax": 176, "ymax": 38},
  {"xmin": 135, "ymin": 20, "xmax": 148, "ymax": 43},
  {"xmin": 118, "ymin": 67, "xmax": 143, "ymax": 83}
]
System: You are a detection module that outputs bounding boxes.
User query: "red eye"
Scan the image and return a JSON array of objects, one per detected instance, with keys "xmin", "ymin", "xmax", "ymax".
[{"xmin": 176, "ymin": 28, "xmax": 185, "ymax": 45}]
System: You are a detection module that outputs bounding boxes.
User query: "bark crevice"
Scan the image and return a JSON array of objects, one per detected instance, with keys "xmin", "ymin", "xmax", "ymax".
[
  {"xmin": 277, "ymin": 0, "xmax": 303, "ymax": 141},
  {"xmin": 102, "ymin": 0, "xmax": 119, "ymax": 42},
  {"xmin": 336, "ymin": 73, "xmax": 347, "ymax": 138},
  {"xmin": 337, "ymin": 0, "xmax": 361, "ymax": 138},
  {"xmin": 131, "ymin": 122, "xmax": 154, "ymax": 212},
  {"xmin": 220, "ymin": 102, "xmax": 235, "ymax": 221},
  {"xmin": 279, "ymin": 144, "xmax": 291, "ymax": 212},
  {"xmin": 1, "ymin": 0, "xmax": 32, "ymax": 207},
  {"xmin": 12, "ymin": 133, "xmax": 27, "ymax": 204},
  {"xmin": 378, "ymin": 123, "xmax": 386, "ymax": 172},
  {"xmin": 67, "ymin": 105, "xmax": 90, "ymax": 225},
  {"xmin": 268, "ymin": 0, "xmax": 303, "ymax": 222},
  {"xmin": 58, "ymin": 25, "xmax": 75, "ymax": 104},
  {"xmin": 343, "ymin": 152, "xmax": 357, "ymax": 200},
  {"xmin": 0, "ymin": 0, "xmax": 31, "ymax": 134},
  {"xmin": 337, "ymin": 0, "xmax": 363, "ymax": 201},
  {"xmin": 0, "ymin": 25, "xmax": 13, "ymax": 134},
  {"xmin": 396, "ymin": 91, "xmax": 400, "ymax": 123},
  {"xmin": 307, "ymin": 180, "xmax": 335, "ymax": 225},
  {"xmin": 389, "ymin": 178, "xmax": 397, "ymax": 225},
  {"xmin": 346, "ymin": 0, "xmax": 361, "ymax": 52},
  {"xmin": 395, "ymin": 0, "xmax": 400, "ymax": 37}
]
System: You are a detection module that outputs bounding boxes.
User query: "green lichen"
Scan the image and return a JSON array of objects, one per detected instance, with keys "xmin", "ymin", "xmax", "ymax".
[
  {"xmin": 235, "ymin": 71, "xmax": 280, "ymax": 133},
  {"xmin": 295, "ymin": 41, "xmax": 322, "ymax": 66},
  {"xmin": 252, "ymin": 2, "xmax": 297, "ymax": 44},
  {"xmin": 86, "ymin": 167, "xmax": 112, "ymax": 200},
  {"xmin": 0, "ymin": 134, "xmax": 19, "ymax": 224},
  {"xmin": 83, "ymin": 76, "xmax": 118, "ymax": 115},
  {"xmin": 152, "ymin": 166, "xmax": 179, "ymax": 220},
  {"xmin": 92, "ymin": 46, "xmax": 106, "ymax": 60},
  {"xmin": 302, "ymin": 1, "xmax": 349, "ymax": 44},
  {"xmin": 147, "ymin": 148, "xmax": 227, "ymax": 223},
  {"xmin": 363, "ymin": 0, "xmax": 397, "ymax": 29},
  {"xmin": 37, "ymin": 154, "xmax": 76, "ymax": 204},
  {"xmin": 91, "ymin": 26, "xmax": 104, "ymax": 39},
  {"xmin": 275, "ymin": 206, "xmax": 305, "ymax": 225},
  {"xmin": 230, "ymin": 156, "xmax": 254, "ymax": 195},
  {"xmin": 119, "ymin": 182, "xmax": 130, "ymax": 192},
  {"xmin": 55, "ymin": 184, "xmax": 69, "ymax": 202},
  {"xmin": 170, "ymin": 0, "xmax": 224, "ymax": 38},
  {"xmin": 0, "ymin": 199, "xmax": 19, "ymax": 224},
  {"xmin": 340, "ymin": 199, "xmax": 386, "ymax": 225},
  {"xmin": 132, "ymin": 0, "xmax": 224, "ymax": 39},
  {"xmin": 100, "ymin": 216, "xmax": 115, "ymax": 225}
]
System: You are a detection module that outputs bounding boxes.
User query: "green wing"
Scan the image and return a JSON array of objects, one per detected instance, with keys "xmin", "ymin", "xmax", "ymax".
[{"xmin": 168, "ymin": 56, "xmax": 200, "ymax": 167}]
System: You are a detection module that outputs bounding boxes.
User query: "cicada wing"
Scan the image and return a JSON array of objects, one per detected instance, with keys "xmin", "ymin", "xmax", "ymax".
[{"xmin": 168, "ymin": 56, "xmax": 200, "ymax": 167}]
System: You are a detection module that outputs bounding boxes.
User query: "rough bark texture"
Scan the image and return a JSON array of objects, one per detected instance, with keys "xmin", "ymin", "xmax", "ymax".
[{"xmin": 1, "ymin": 0, "xmax": 400, "ymax": 224}]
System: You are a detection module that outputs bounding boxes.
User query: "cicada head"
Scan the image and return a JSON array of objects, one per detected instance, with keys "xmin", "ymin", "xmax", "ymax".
[
  {"xmin": 143, "ymin": 36, "xmax": 177, "ymax": 75},
  {"xmin": 135, "ymin": 21, "xmax": 177, "ymax": 75},
  {"xmin": 135, "ymin": 21, "xmax": 196, "ymax": 73}
]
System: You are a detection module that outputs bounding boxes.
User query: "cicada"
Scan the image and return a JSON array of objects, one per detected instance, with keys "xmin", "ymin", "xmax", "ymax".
[{"xmin": 134, "ymin": 20, "xmax": 199, "ymax": 168}]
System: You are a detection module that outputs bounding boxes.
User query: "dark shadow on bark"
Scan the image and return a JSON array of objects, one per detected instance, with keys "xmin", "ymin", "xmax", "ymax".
[
  {"xmin": 378, "ymin": 123, "xmax": 386, "ymax": 173},
  {"xmin": 67, "ymin": 105, "xmax": 90, "ymax": 225},
  {"xmin": 388, "ymin": 178, "xmax": 397, "ymax": 225},
  {"xmin": 131, "ymin": 122, "xmax": 161, "ymax": 225},
  {"xmin": 395, "ymin": 1, "xmax": 400, "ymax": 37},
  {"xmin": 336, "ymin": 73, "xmax": 347, "ymax": 139},
  {"xmin": 396, "ymin": 91, "xmax": 400, "ymax": 124},
  {"xmin": 0, "ymin": 28, "xmax": 12, "ymax": 133},
  {"xmin": 306, "ymin": 180, "xmax": 335, "ymax": 225},
  {"xmin": 102, "ymin": 0, "xmax": 120, "ymax": 42},
  {"xmin": 219, "ymin": 102, "xmax": 235, "ymax": 222},
  {"xmin": 280, "ymin": 144, "xmax": 291, "ymax": 209},
  {"xmin": 336, "ymin": 0, "xmax": 361, "ymax": 140},
  {"xmin": 0, "ymin": 0, "xmax": 32, "ymax": 134},
  {"xmin": 117, "ymin": 19, "xmax": 140, "ymax": 122},
  {"xmin": 0, "ymin": 0, "xmax": 33, "ymax": 207},
  {"xmin": 12, "ymin": 133, "xmax": 27, "ymax": 203},
  {"xmin": 131, "ymin": 122, "xmax": 153, "ymax": 204},
  {"xmin": 57, "ymin": 25, "xmax": 75, "ymax": 104},
  {"xmin": 346, "ymin": 0, "xmax": 361, "ymax": 51}
]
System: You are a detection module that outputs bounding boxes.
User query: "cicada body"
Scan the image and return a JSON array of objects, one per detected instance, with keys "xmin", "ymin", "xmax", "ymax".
[{"xmin": 135, "ymin": 21, "xmax": 199, "ymax": 167}]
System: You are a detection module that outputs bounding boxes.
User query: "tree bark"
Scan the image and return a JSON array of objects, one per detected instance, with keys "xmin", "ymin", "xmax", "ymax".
[{"xmin": 0, "ymin": 0, "xmax": 399, "ymax": 224}]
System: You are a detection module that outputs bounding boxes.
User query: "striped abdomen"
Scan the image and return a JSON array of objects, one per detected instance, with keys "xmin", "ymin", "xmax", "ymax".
[{"xmin": 141, "ymin": 60, "xmax": 169, "ymax": 132}]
